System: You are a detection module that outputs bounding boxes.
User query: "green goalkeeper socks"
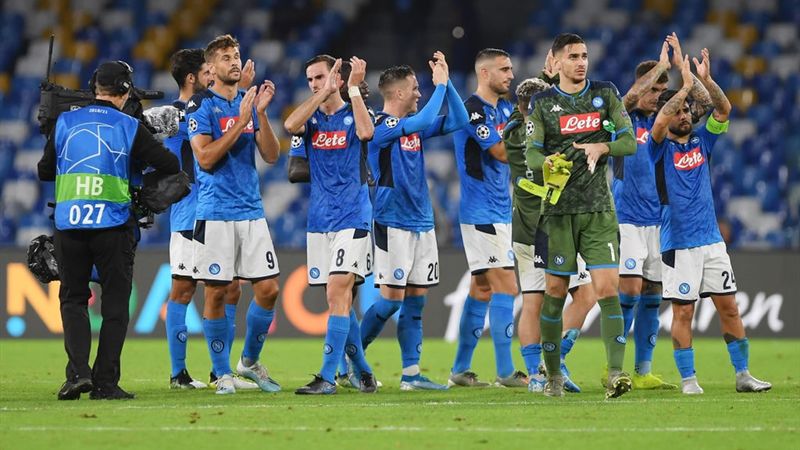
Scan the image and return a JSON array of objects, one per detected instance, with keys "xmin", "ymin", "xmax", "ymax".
[
  {"xmin": 598, "ymin": 296, "xmax": 626, "ymax": 371},
  {"xmin": 540, "ymin": 294, "xmax": 567, "ymax": 377}
]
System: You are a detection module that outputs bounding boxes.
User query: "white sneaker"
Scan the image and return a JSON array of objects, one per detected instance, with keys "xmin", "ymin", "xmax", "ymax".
[
  {"xmin": 237, "ymin": 358, "xmax": 281, "ymax": 392},
  {"xmin": 681, "ymin": 376, "xmax": 704, "ymax": 395},
  {"xmin": 215, "ymin": 374, "xmax": 236, "ymax": 395},
  {"xmin": 736, "ymin": 370, "xmax": 772, "ymax": 392}
]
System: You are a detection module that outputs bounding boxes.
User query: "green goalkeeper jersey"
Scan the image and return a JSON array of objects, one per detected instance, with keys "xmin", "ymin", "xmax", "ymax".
[
  {"xmin": 504, "ymin": 108, "xmax": 544, "ymax": 246},
  {"xmin": 525, "ymin": 80, "xmax": 635, "ymax": 215}
]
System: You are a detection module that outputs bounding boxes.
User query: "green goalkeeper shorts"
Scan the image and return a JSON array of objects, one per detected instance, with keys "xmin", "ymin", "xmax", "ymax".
[{"xmin": 534, "ymin": 211, "xmax": 620, "ymax": 275}]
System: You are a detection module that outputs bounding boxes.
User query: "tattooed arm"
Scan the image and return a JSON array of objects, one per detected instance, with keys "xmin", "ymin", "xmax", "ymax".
[
  {"xmin": 651, "ymin": 55, "xmax": 693, "ymax": 144},
  {"xmin": 623, "ymin": 40, "xmax": 670, "ymax": 112},
  {"xmin": 689, "ymin": 73, "xmax": 713, "ymax": 119},
  {"xmin": 693, "ymin": 48, "xmax": 731, "ymax": 123}
]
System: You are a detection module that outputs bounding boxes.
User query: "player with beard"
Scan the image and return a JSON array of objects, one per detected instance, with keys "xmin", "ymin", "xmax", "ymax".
[
  {"xmin": 649, "ymin": 49, "xmax": 771, "ymax": 395},
  {"xmin": 448, "ymin": 48, "xmax": 528, "ymax": 388},
  {"xmin": 187, "ymin": 35, "xmax": 281, "ymax": 395}
]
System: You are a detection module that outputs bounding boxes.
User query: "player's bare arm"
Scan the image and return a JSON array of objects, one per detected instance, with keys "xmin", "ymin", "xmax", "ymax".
[
  {"xmin": 668, "ymin": 32, "xmax": 713, "ymax": 119},
  {"xmin": 623, "ymin": 40, "xmax": 670, "ymax": 111},
  {"xmin": 192, "ymin": 86, "xmax": 257, "ymax": 170},
  {"xmin": 693, "ymin": 48, "xmax": 731, "ymax": 123},
  {"xmin": 254, "ymin": 80, "xmax": 280, "ymax": 164},
  {"xmin": 284, "ymin": 58, "xmax": 343, "ymax": 135},
  {"xmin": 651, "ymin": 55, "xmax": 693, "ymax": 143},
  {"xmin": 348, "ymin": 56, "xmax": 374, "ymax": 141}
]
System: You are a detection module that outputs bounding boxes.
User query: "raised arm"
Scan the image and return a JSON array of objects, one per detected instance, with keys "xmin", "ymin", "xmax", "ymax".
[
  {"xmin": 667, "ymin": 32, "xmax": 713, "ymax": 120},
  {"xmin": 693, "ymin": 48, "xmax": 731, "ymax": 123},
  {"xmin": 623, "ymin": 40, "xmax": 670, "ymax": 111},
  {"xmin": 254, "ymin": 80, "xmax": 280, "ymax": 164},
  {"xmin": 442, "ymin": 79, "xmax": 469, "ymax": 134},
  {"xmin": 400, "ymin": 61, "xmax": 448, "ymax": 133},
  {"xmin": 347, "ymin": 56, "xmax": 374, "ymax": 141},
  {"xmin": 284, "ymin": 59, "xmax": 342, "ymax": 135},
  {"xmin": 651, "ymin": 55, "xmax": 693, "ymax": 144}
]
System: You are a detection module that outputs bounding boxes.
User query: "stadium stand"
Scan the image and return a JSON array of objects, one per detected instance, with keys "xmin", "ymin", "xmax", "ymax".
[{"xmin": 0, "ymin": 0, "xmax": 797, "ymax": 249}]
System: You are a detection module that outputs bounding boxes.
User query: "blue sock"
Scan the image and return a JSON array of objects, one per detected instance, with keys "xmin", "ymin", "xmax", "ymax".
[
  {"xmin": 520, "ymin": 344, "xmax": 542, "ymax": 376},
  {"xmin": 726, "ymin": 338, "xmax": 749, "ymax": 374},
  {"xmin": 224, "ymin": 303, "xmax": 237, "ymax": 352},
  {"xmin": 634, "ymin": 294, "xmax": 661, "ymax": 375},
  {"xmin": 452, "ymin": 296, "xmax": 488, "ymax": 374},
  {"xmin": 360, "ymin": 297, "xmax": 402, "ymax": 350},
  {"xmin": 619, "ymin": 293, "xmax": 639, "ymax": 338},
  {"xmin": 674, "ymin": 347, "xmax": 696, "ymax": 379},
  {"xmin": 241, "ymin": 301, "xmax": 274, "ymax": 364},
  {"xmin": 166, "ymin": 301, "xmax": 188, "ymax": 377},
  {"xmin": 345, "ymin": 309, "xmax": 372, "ymax": 374},
  {"xmin": 338, "ymin": 354, "xmax": 348, "ymax": 377},
  {"xmin": 320, "ymin": 315, "xmax": 350, "ymax": 383},
  {"xmin": 203, "ymin": 317, "xmax": 232, "ymax": 377},
  {"xmin": 560, "ymin": 328, "xmax": 580, "ymax": 359},
  {"xmin": 489, "ymin": 293, "xmax": 515, "ymax": 378},
  {"xmin": 397, "ymin": 295, "xmax": 425, "ymax": 369}
]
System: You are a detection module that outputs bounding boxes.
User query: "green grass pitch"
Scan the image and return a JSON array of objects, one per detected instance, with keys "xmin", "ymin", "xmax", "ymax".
[{"xmin": 1, "ymin": 338, "xmax": 797, "ymax": 449}]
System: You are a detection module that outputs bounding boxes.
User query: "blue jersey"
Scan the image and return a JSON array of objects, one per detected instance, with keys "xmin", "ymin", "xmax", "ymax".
[
  {"xmin": 649, "ymin": 120, "xmax": 726, "ymax": 251},
  {"xmin": 369, "ymin": 113, "xmax": 448, "ymax": 231},
  {"xmin": 611, "ymin": 109, "xmax": 661, "ymax": 226},
  {"xmin": 163, "ymin": 99, "xmax": 197, "ymax": 232},
  {"xmin": 453, "ymin": 95, "xmax": 513, "ymax": 224},
  {"xmin": 186, "ymin": 88, "xmax": 264, "ymax": 221},
  {"xmin": 302, "ymin": 104, "xmax": 371, "ymax": 232}
]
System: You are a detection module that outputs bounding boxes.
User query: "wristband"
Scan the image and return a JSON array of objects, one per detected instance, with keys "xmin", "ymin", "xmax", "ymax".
[{"xmin": 348, "ymin": 86, "xmax": 361, "ymax": 98}]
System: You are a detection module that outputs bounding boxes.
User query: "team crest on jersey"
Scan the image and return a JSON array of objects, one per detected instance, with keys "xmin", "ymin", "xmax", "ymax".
[
  {"xmin": 400, "ymin": 133, "xmax": 421, "ymax": 152},
  {"xmin": 559, "ymin": 112, "xmax": 601, "ymax": 134},
  {"xmin": 219, "ymin": 116, "xmax": 254, "ymax": 134},
  {"xmin": 526, "ymin": 121, "xmax": 535, "ymax": 136},
  {"xmin": 691, "ymin": 136, "xmax": 700, "ymax": 145},
  {"xmin": 188, "ymin": 118, "xmax": 198, "ymax": 132},
  {"xmin": 636, "ymin": 127, "xmax": 650, "ymax": 144},
  {"xmin": 385, "ymin": 116, "xmax": 399, "ymax": 128},
  {"xmin": 476, "ymin": 124, "xmax": 491, "ymax": 140},
  {"xmin": 343, "ymin": 115, "xmax": 353, "ymax": 125},
  {"xmin": 502, "ymin": 107, "xmax": 511, "ymax": 117},
  {"xmin": 311, "ymin": 131, "xmax": 347, "ymax": 150},
  {"xmin": 674, "ymin": 147, "xmax": 704, "ymax": 171},
  {"xmin": 550, "ymin": 104, "xmax": 563, "ymax": 113},
  {"xmin": 290, "ymin": 135, "xmax": 303, "ymax": 148},
  {"xmin": 592, "ymin": 96, "xmax": 604, "ymax": 108}
]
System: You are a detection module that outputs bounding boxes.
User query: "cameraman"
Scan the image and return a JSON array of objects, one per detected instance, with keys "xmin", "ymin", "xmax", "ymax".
[{"xmin": 38, "ymin": 61, "xmax": 179, "ymax": 400}]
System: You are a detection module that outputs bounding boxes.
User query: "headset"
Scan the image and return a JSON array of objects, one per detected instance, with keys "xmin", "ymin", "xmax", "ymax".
[{"xmin": 88, "ymin": 60, "xmax": 134, "ymax": 95}]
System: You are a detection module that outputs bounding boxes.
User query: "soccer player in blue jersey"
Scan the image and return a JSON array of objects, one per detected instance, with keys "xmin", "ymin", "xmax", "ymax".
[
  {"xmin": 284, "ymin": 54, "xmax": 377, "ymax": 395},
  {"xmin": 187, "ymin": 35, "xmax": 282, "ymax": 395},
  {"xmin": 448, "ymin": 48, "xmax": 527, "ymax": 388},
  {"xmin": 360, "ymin": 52, "xmax": 468, "ymax": 390},
  {"xmin": 163, "ymin": 49, "xmax": 260, "ymax": 391},
  {"xmin": 613, "ymin": 34, "xmax": 712, "ymax": 390},
  {"xmin": 649, "ymin": 49, "xmax": 771, "ymax": 395}
]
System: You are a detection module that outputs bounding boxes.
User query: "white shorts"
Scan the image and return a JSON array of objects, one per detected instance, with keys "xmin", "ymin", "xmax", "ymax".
[
  {"xmin": 662, "ymin": 242, "xmax": 737, "ymax": 302},
  {"xmin": 306, "ymin": 229, "xmax": 373, "ymax": 285},
  {"xmin": 619, "ymin": 223, "xmax": 662, "ymax": 282},
  {"xmin": 460, "ymin": 223, "xmax": 515, "ymax": 273},
  {"xmin": 192, "ymin": 218, "xmax": 279, "ymax": 282},
  {"xmin": 170, "ymin": 230, "xmax": 195, "ymax": 278},
  {"xmin": 374, "ymin": 222, "xmax": 439, "ymax": 287},
  {"xmin": 513, "ymin": 242, "xmax": 591, "ymax": 293}
]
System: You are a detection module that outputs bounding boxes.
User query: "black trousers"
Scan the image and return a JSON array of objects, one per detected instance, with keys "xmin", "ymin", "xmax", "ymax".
[{"xmin": 54, "ymin": 219, "xmax": 137, "ymax": 387}]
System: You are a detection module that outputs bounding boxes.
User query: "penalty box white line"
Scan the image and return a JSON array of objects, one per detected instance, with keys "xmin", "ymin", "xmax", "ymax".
[
  {"xmin": 0, "ymin": 397, "xmax": 796, "ymax": 412},
  {"xmin": 7, "ymin": 425, "xmax": 798, "ymax": 433}
]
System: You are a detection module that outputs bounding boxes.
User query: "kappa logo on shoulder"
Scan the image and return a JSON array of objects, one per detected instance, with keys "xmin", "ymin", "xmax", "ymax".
[
  {"xmin": 470, "ymin": 112, "xmax": 483, "ymax": 122},
  {"xmin": 550, "ymin": 104, "xmax": 563, "ymax": 113}
]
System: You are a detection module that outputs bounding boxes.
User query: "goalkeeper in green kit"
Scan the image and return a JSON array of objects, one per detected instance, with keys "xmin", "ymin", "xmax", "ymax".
[{"xmin": 525, "ymin": 33, "xmax": 637, "ymax": 398}]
